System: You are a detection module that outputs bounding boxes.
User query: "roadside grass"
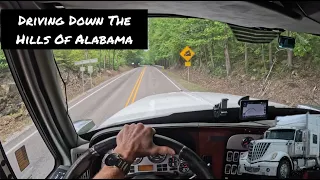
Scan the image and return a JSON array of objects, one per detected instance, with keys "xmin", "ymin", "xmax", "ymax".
[{"xmin": 162, "ymin": 69, "xmax": 209, "ymax": 92}]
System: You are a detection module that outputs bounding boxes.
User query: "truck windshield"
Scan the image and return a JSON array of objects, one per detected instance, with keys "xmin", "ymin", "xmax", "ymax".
[{"xmin": 266, "ymin": 129, "xmax": 295, "ymax": 140}]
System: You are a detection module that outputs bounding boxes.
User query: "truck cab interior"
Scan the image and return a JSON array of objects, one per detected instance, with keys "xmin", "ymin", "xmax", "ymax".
[{"xmin": 1, "ymin": 1, "xmax": 320, "ymax": 179}]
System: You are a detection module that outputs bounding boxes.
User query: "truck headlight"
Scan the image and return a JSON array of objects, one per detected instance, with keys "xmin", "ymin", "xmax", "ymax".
[{"xmin": 271, "ymin": 153, "xmax": 277, "ymax": 160}]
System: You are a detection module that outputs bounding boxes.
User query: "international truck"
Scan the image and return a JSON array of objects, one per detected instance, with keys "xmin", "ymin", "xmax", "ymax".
[{"xmin": 239, "ymin": 113, "xmax": 320, "ymax": 179}]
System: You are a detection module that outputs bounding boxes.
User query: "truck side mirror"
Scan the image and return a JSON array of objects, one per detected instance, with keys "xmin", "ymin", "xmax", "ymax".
[
  {"xmin": 73, "ymin": 119, "xmax": 96, "ymax": 135},
  {"xmin": 264, "ymin": 131, "xmax": 270, "ymax": 139}
]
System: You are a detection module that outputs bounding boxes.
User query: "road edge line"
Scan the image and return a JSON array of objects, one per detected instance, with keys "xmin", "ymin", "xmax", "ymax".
[
  {"xmin": 69, "ymin": 69, "xmax": 134, "ymax": 110},
  {"xmin": 5, "ymin": 69, "xmax": 134, "ymax": 151},
  {"xmin": 5, "ymin": 131, "xmax": 38, "ymax": 155},
  {"xmin": 154, "ymin": 67, "xmax": 182, "ymax": 91}
]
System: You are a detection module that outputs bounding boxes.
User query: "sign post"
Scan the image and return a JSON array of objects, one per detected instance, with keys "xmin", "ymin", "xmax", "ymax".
[
  {"xmin": 80, "ymin": 66, "xmax": 85, "ymax": 92},
  {"xmin": 188, "ymin": 66, "xmax": 189, "ymax": 82},
  {"xmin": 180, "ymin": 46, "xmax": 195, "ymax": 82},
  {"xmin": 75, "ymin": 58, "xmax": 98, "ymax": 92},
  {"xmin": 88, "ymin": 66, "xmax": 93, "ymax": 88}
]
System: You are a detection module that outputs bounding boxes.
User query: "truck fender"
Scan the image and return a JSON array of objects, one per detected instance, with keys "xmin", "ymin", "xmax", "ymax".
[{"xmin": 273, "ymin": 152, "xmax": 293, "ymax": 170}]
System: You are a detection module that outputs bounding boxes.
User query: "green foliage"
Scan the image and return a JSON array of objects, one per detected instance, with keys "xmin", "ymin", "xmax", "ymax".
[
  {"xmin": 0, "ymin": 60, "xmax": 8, "ymax": 70},
  {"xmin": 2, "ymin": 18, "xmax": 320, "ymax": 78},
  {"xmin": 0, "ymin": 49, "xmax": 8, "ymax": 70},
  {"xmin": 147, "ymin": 18, "xmax": 240, "ymax": 70},
  {"xmin": 53, "ymin": 49, "xmax": 144, "ymax": 71},
  {"xmin": 145, "ymin": 18, "xmax": 320, "ymax": 78}
]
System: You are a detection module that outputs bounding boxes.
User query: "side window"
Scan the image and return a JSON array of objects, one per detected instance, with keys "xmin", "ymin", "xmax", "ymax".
[
  {"xmin": 0, "ymin": 48, "xmax": 54, "ymax": 178},
  {"xmin": 313, "ymin": 134, "xmax": 317, "ymax": 144},
  {"xmin": 295, "ymin": 130, "xmax": 302, "ymax": 142}
]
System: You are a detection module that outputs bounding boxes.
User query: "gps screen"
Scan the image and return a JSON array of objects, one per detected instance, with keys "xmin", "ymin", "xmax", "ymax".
[{"xmin": 240, "ymin": 100, "xmax": 268, "ymax": 120}]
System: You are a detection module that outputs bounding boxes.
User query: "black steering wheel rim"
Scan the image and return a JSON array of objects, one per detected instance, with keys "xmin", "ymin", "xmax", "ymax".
[{"xmin": 64, "ymin": 134, "xmax": 214, "ymax": 179}]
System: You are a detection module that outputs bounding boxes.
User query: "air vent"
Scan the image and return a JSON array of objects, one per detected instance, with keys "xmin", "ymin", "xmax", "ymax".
[
  {"xmin": 75, "ymin": 153, "xmax": 90, "ymax": 179},
  {"xmin": 80, "ymin": 170, "xmax": 90, "ymax": 179}
]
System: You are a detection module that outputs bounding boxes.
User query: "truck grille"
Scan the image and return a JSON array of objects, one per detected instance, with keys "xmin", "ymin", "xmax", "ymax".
[{"xmin": 248, "ymin": 142, "xmax": 270, "ymax": 162}]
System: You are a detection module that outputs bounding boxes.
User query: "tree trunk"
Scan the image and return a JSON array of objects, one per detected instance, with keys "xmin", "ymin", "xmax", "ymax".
[
  {"xmin": 269, "ymin": 42, "xmax": 272, "ymax": 69},
  {"xmin": 108, "ymin": 50, "xmax": 112, "ymax": 69},
  {"xmin": 85, "ymin": 49, "xmax": 88, "ymax": 59},
  {"xmin": 245, "ymin": 42, "xmax": 248, "ymax": 74},
  {"xmin": 224, "ymin": 25, "xmax": 231, "ymax": 76},
  {"xmin": 199, "ymin": 47, "xmax": 202, "ymax": 69},
  {"xmin": 112, "ymin": 49, "xmax": 115, "ymax": 70},
  {"xmin": 104, "ymin": 55, "xmax": 106, "ymax": 70},
  {"xmin": 204, "ymin": 46, "xmax": 208, "ymax": 65},
  {"xmin": 99, "ymin": 50, "xmax": 102, "ymax": 71},
  {"xmin": 224, "ymin": 47, "xmax": 231, "ymax": 76},
  {"xmin": 262, "ymin": 44, "xmax": 266, "ymax": 71},
  {"xmin": 287, "ymin": 31, "xmax": 293, "ymax": 67},
  {"xmin": 66, "ymin": 71, "xmax": 70, "ymax": 85},
  {"xmin": 210, "ymin": 41, "xmax": 215, "ymax": 70},
  {"xmin": 166, "ymin": 59, "xmax": 168, "ymax": 69}
]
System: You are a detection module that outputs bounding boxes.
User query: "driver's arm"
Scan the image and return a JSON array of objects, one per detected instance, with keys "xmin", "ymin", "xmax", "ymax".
[{"xmin": 93, "ymin": 123, "xmax": 175, "ymax": 179}]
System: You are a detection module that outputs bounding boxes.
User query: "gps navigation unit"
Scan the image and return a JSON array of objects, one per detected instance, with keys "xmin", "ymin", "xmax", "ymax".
[{"xmin": 240, "ymin": 100, "xmax": 268, "ymax": 120}]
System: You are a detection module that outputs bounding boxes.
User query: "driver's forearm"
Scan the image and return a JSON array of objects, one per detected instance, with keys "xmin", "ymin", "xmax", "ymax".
[{"xmin": 93, "ymin": 166, "xmax": 125, "ymax": 179}]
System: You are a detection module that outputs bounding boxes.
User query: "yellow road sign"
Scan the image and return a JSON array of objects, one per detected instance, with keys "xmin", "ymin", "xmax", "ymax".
[
  {"xmin": 180, "ymin": 46, "xmax": 195, "ymax": 61},
  {"xmin": 185, "ymin": 61, "xmax": 191, "ymax": 67}
]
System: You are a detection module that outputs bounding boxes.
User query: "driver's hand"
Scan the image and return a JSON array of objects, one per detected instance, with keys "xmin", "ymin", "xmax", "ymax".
[{"xmin": 113, "ymin": 123, "xmax": 175, "ymax": 164}]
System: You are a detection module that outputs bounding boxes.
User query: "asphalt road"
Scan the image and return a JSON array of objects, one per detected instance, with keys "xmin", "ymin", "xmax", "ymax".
[
  {"xmin": 3, "ymin": 66, "xmax": 183, "ymax": 178},
  {"xmin": 68, "ymin": 66, "xmax": 182, "ymax": 125}
]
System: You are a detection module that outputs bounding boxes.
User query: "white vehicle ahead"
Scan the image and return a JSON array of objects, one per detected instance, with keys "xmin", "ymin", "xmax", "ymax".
[{"xmin": 239, "ymin": 113, "xmax": 320, "ymax": 179}]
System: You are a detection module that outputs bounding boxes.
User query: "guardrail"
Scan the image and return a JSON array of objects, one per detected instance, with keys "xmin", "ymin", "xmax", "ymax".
[{"xmin": 153, "ymin": 65, "xmax": 164, "ymax": 69}]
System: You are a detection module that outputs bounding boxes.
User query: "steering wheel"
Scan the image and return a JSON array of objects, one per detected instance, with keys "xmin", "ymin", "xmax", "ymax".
[{"xmin": 64, "ymin": 134, "xmax": 214, "ymax": 179}]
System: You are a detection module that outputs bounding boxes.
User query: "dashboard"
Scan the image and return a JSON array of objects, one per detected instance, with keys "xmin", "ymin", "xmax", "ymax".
[
  {"xmin": 101, "ymin": 152, "xmax": 193, "ymax": 176},
  {"xmin": 64, "ymin": 101, "xmax": 320, "ymax": 179},
  {"xmin": 84, "ymin": 122, "xmax": 272, "ymax": 179}
]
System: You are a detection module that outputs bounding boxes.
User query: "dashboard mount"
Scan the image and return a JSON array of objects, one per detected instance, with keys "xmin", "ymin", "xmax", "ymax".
[
  {"xmin": 213, "ymin": 98, "xmax": 229, "ymax": 118},
  {"xmin": 213, "ymin": 96, "xmax": 269, "ymax": 121}
]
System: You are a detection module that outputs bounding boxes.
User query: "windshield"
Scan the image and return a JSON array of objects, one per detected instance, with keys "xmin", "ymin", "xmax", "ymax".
[
  {"xmin": 54, "ymin": 18, "xmax": 320, "ymax": 130},
  {"xmin": 2, "ymin": 17, "xmax": 320, "ymax": 139},
  {"xmin": 266, "ymin": 129, "xmax": 295, "ymax": 140}
]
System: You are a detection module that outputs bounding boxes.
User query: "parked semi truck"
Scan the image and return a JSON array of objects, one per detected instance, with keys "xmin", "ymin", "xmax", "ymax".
[{"xmin": 239, "ymin": 113, "xmax": 320, "ymax": 179}]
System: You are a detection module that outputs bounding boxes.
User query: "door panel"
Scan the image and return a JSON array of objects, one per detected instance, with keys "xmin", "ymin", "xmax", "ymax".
[
  {"xmin": 294, "ymin": 142, "xmax": 304, "ymax": 155},
  {"xmin": 294, "ymin": 130, "xmax": 304, "ymax": 156}
]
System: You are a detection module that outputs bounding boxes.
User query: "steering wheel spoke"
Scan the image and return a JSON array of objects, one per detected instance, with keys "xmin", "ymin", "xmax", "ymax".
[{"xmin": 189, "ymin": 174, "xmax": 197, "ymax": 179}]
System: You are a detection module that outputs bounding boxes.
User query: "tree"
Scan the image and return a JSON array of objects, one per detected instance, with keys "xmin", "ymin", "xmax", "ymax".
[
  {"xmin": 245, "ymin": 43, "xmax": 248, "ymax": 73},
  {"xmin": 224, "ymin": 25, "xmax": 231, "ymax": 76},
  {"xmin": 46, "ymin": 18, "xmax": 320, "ymax": 80},
  {"xmin": 269, "ymin": 42, "xmax": 272, "ymax": 69},
  {"xmin": 287, "ymin": 31, "xmax": 293, "ymax": 67}
]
